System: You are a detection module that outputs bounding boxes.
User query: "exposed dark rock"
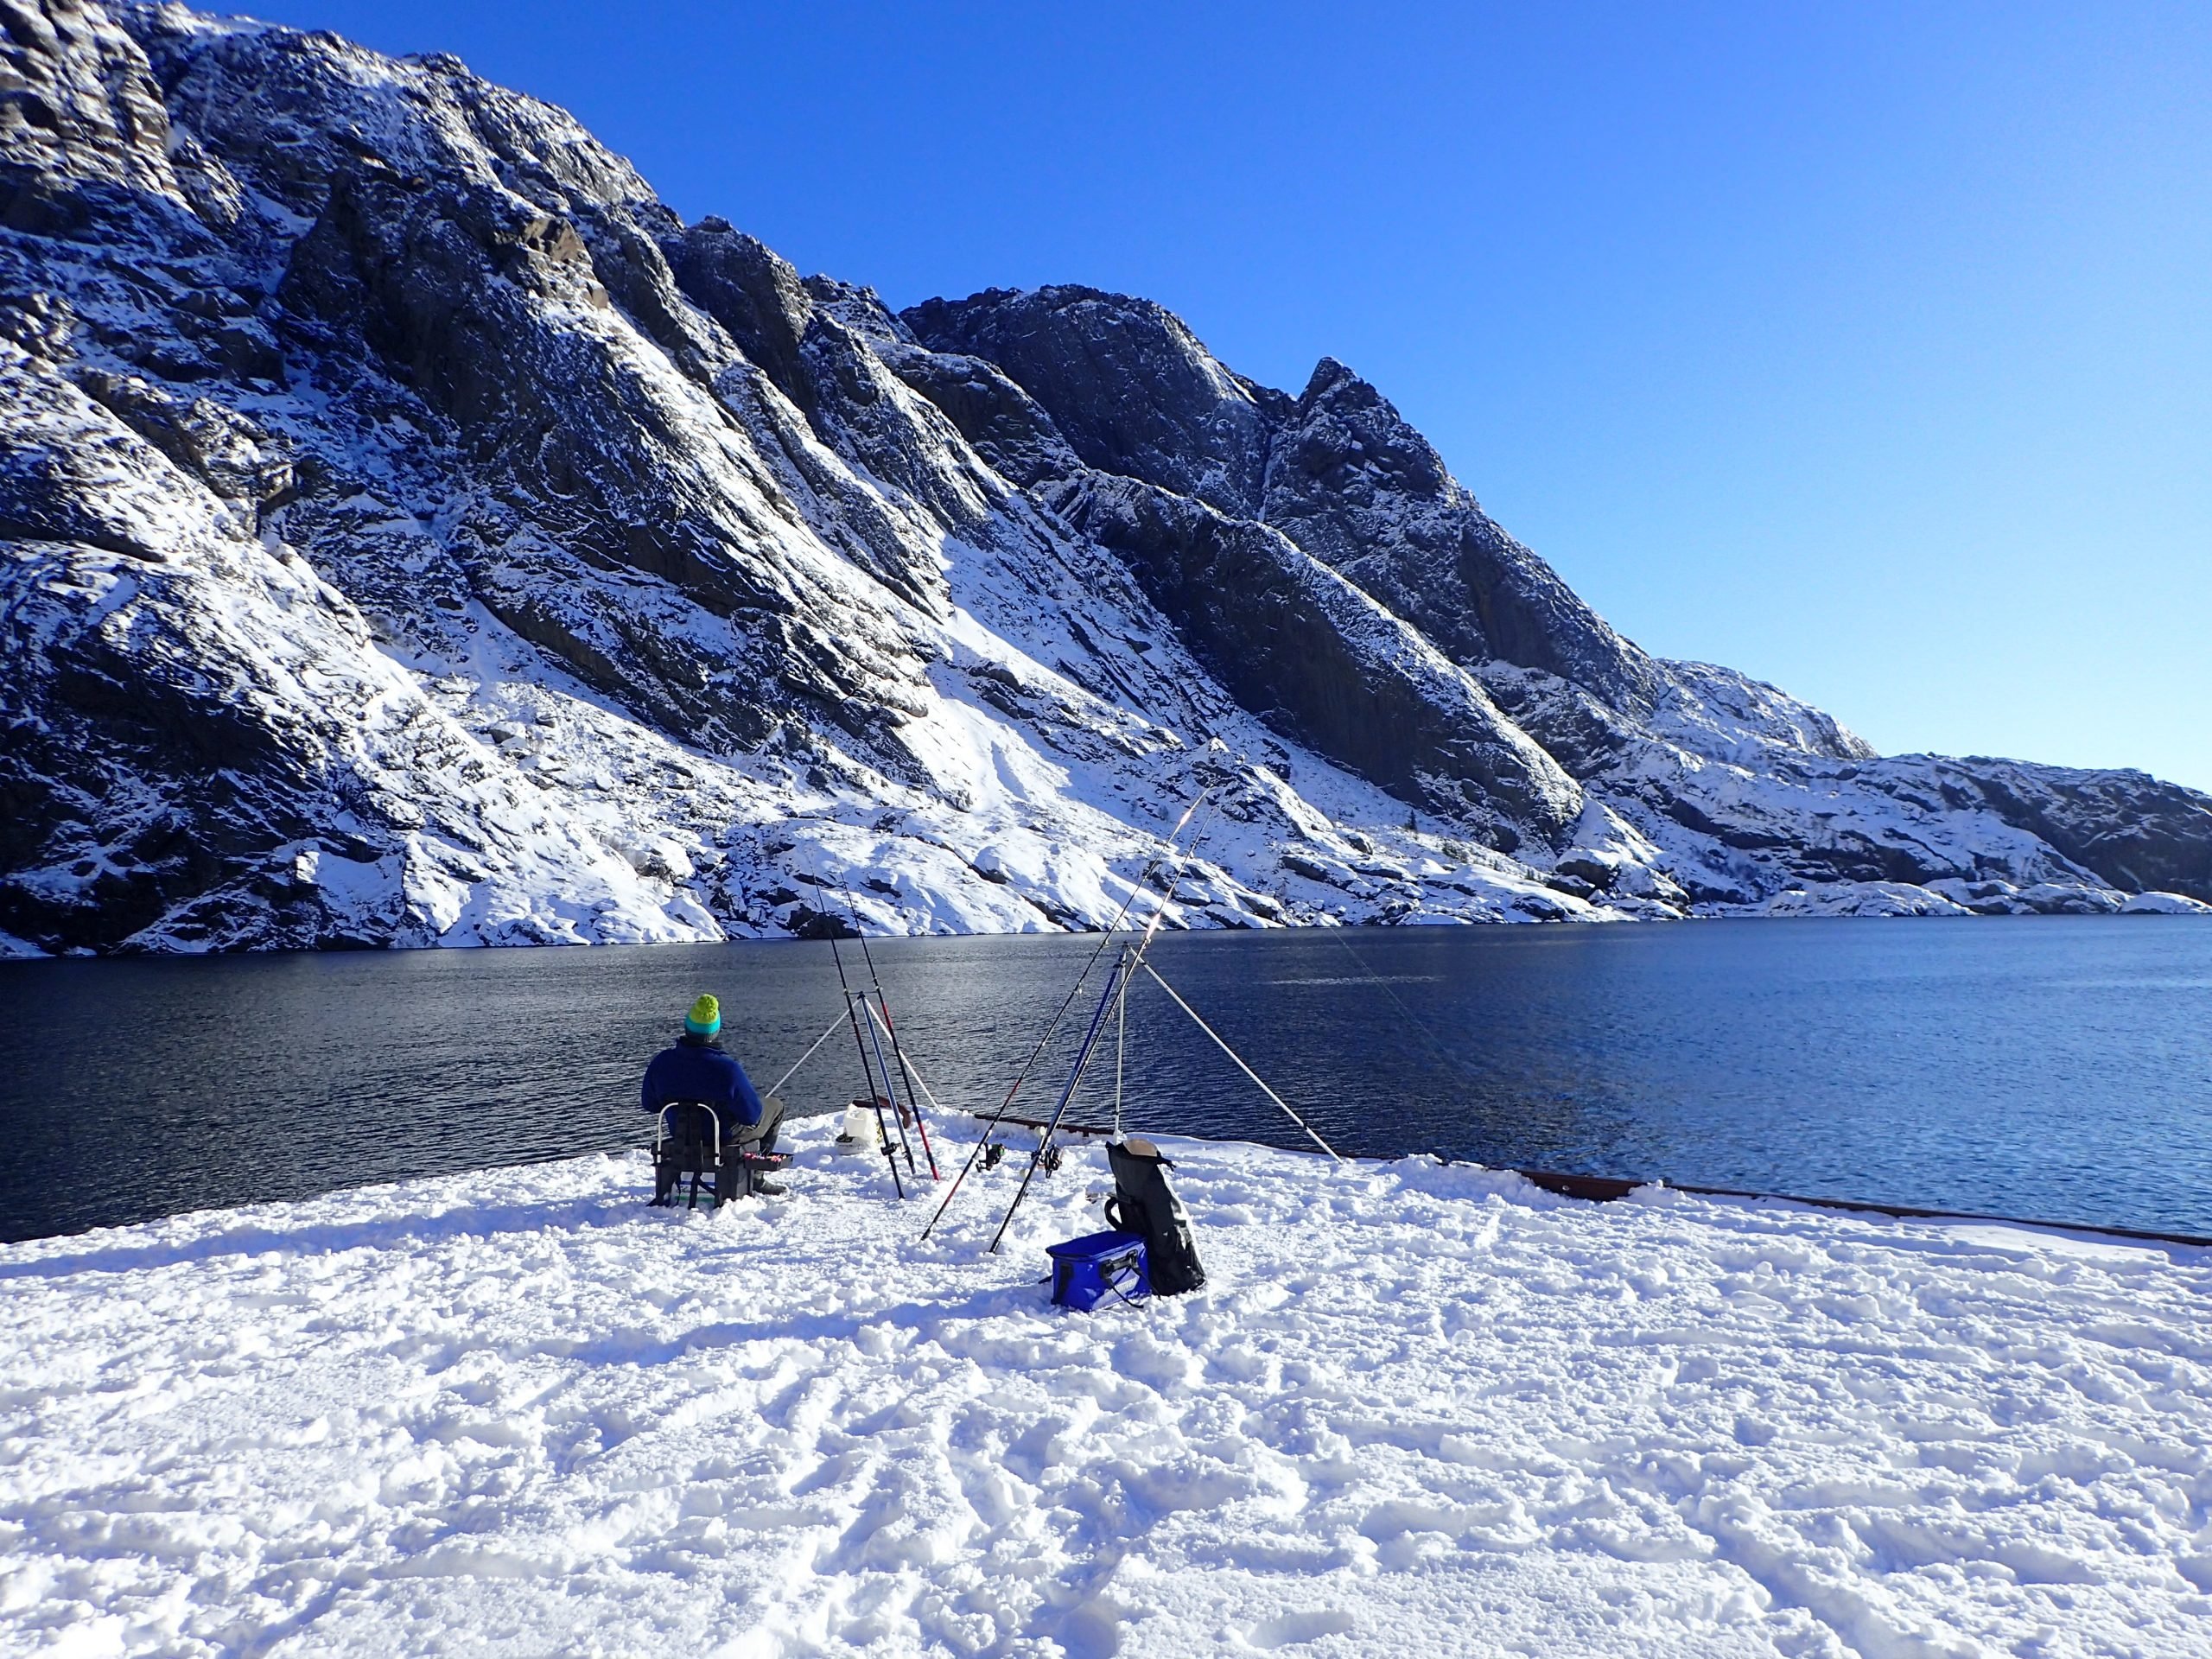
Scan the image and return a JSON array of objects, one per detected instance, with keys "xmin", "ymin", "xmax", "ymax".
[
  {"xmin": 1048, "ymin": 474, "xmax": 1578, "ymax": 846},
  {"xmin": 664, "ymin": 218, "xmax": 816, "ymax": 415},
  {"xmin": 878, "ymin": 346, "xmax": 1082, "ymax": 488},
  {"xmin": 904, "ymin": 285, "xmax": 1278, "ymax": 515}
]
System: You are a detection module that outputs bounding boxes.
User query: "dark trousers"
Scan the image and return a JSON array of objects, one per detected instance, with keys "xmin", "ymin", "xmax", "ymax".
[{"xmin": 734, "ymin": 1093, "xmax": 785, "ymax": 1156}]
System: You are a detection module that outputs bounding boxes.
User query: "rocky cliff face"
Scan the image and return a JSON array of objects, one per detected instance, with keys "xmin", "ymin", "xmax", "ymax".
[{"xmin": 3, "ymin": 0, "xmax": 2206, "ymax": 954}]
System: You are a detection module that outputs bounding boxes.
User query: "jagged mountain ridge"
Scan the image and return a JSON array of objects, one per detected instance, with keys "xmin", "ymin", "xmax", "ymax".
[{"xmin": 2, "ymin": 0, "xmax": 2206, "ymax": 956}]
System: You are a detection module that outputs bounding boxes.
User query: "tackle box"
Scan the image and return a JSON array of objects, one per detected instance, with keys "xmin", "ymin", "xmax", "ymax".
[{"xmin": 1045, "ymin": 1229, "xmax": 1149, "ymax": 1313}]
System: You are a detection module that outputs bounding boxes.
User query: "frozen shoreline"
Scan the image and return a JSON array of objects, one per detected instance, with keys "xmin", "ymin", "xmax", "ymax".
[{"xmin": 4, "ymin": 1125, "xmax": 2210, "ymax": 1656}]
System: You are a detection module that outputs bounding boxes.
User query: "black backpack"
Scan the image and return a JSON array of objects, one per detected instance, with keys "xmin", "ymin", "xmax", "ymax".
[{"xmin": 1104, "ymin": 1138, "xmax": 1206, "ymax": 1295}]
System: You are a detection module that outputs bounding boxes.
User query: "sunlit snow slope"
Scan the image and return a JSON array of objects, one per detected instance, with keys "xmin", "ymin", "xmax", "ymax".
[
  {"xmin": 3, "ymin": 1, "xmax": 2207, "ymax": 953},
  {"xmin": 4, "ymin": 1126, "xmax": 2211, "ymax": 1656}
]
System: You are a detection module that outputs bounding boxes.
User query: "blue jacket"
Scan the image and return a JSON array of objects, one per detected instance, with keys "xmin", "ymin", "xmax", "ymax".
[{"xmin": 642, "ymin": 1035, "xmax": 765, "ymax": 1127}]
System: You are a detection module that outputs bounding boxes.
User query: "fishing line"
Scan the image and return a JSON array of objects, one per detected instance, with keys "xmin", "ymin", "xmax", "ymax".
[
  {"xmin": 766, "ymin": 1010, "xmax": 851, "ymax": 1097},
  {"xmin": 1322, "ymin": 922, "xmax": 1476, "ymax": 1092}
]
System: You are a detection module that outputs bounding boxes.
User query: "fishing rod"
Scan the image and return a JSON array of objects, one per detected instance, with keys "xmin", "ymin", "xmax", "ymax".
[
  {"xmin": 982, "ymin": 823, "xmax": 1208, "ymax": 1251},
  {"xmin": 1113, "ymin": 950, "xmax": 1130, "ymax": 1142},
  {"xmin": 857, "ymin": 982, "xmax": 918, "ymax": 1178},
  {"xmin": 919, "ymin": 788, "xmax": 1214, "ymax": 1240},
  {"xmin": 984, "ymin": 955, "xmax": 1125, "ymax": 1254},
  {"xmin": 834, "ymin": 892, "xmax": 925, "ymax": 1181},
  {"xmin": 841, "ymin": 879, "xmax": 938, "ymax": 1180},
  {"xmin": 812, "ymin": 878, "xmax": 906, "ymax": 1199}
]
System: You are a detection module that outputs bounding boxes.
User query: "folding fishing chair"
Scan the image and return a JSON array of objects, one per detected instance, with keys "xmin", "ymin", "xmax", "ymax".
[{"xmin": 650, "ymin": 1102, "xmax": 791, "ymax": 1208}]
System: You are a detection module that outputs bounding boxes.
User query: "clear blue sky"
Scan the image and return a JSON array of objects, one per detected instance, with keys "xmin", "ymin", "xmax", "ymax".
[{"xmin": 233, "ymin": 1, "xmax": 2212, "ymax": 791}]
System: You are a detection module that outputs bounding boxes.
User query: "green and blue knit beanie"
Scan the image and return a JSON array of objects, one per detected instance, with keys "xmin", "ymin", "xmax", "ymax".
[{"xmin": 684, "ymin": 994, "xmax": 721, "ymax": 1037}]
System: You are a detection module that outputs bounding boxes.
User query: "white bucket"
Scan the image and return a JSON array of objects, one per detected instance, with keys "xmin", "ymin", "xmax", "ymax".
[{"xmin": 836, "ymin": 1103, "xmax": 879, "ymax": 1150}]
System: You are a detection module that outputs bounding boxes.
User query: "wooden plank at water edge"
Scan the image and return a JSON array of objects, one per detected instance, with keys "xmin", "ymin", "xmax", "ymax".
[
  {"xmin": 1515, "ymin": 1167, "xmax": 2212, "ymax": 1250},
  {"xmin": 1512, "ymin": 1170, "xmax": 1643, "ymax": 1203}
]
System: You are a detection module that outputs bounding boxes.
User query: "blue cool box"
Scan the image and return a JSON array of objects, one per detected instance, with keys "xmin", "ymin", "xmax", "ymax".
[{"xmin": 1046, "ymin": 1230, "xmax": 1148, "ymax": 1312}]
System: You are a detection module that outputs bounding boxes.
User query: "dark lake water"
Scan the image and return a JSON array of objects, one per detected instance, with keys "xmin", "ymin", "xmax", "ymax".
[{"xmin": 3, "ymin": 918, "xmax": 2209, "ymax": 1243}]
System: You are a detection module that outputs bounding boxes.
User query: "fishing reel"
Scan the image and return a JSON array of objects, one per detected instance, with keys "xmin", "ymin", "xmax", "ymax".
[
  {"xmin": 982, "ymin": 1141, "xmax": 1007, "ymax": 1169},
  {"xmin": 1038, "ymin": 1144, "xmax": 1064, "ymax": 1176}
]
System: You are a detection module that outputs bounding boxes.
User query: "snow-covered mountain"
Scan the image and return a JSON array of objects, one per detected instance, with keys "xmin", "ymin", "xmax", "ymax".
[{"xmin": 3, "ymin": 1, "xmax": 2207, "ymax": 953}]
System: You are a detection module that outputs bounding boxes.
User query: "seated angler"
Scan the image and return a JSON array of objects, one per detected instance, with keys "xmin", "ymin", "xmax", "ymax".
[{"xmin": 643, "ymin": 995, "xmax": 785, "ymax": 1195}]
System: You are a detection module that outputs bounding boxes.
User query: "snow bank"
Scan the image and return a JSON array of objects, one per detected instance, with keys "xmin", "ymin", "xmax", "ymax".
[
  {"xmin": 4, "ymin": 1125, "xmax": 2210, "ymax": 1656},
  {"xmin": 2122, "ymin": 891, "xmax": 2212, "ymax": 916}
]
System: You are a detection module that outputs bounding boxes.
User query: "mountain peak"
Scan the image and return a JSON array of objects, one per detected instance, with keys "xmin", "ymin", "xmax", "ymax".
[{"xmin": 1299, "ymin": 355, "xmax": 1367, "ymax": 402}]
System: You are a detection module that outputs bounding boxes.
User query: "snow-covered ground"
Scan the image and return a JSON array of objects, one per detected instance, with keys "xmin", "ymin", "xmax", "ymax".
[{"xmin": 5, "ymin": 1122, "xmax": 2210, "ymax": 1656}]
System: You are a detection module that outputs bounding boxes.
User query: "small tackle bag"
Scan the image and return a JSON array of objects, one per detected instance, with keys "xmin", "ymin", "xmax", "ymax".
[
  {"xmin": 1104, "ymin": 1137, "xmax": 1206, "ymax": 1294},
  {"xmin": 1046, "ymin": 1230, "xmax": 1148, "ymax": 1313}
]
